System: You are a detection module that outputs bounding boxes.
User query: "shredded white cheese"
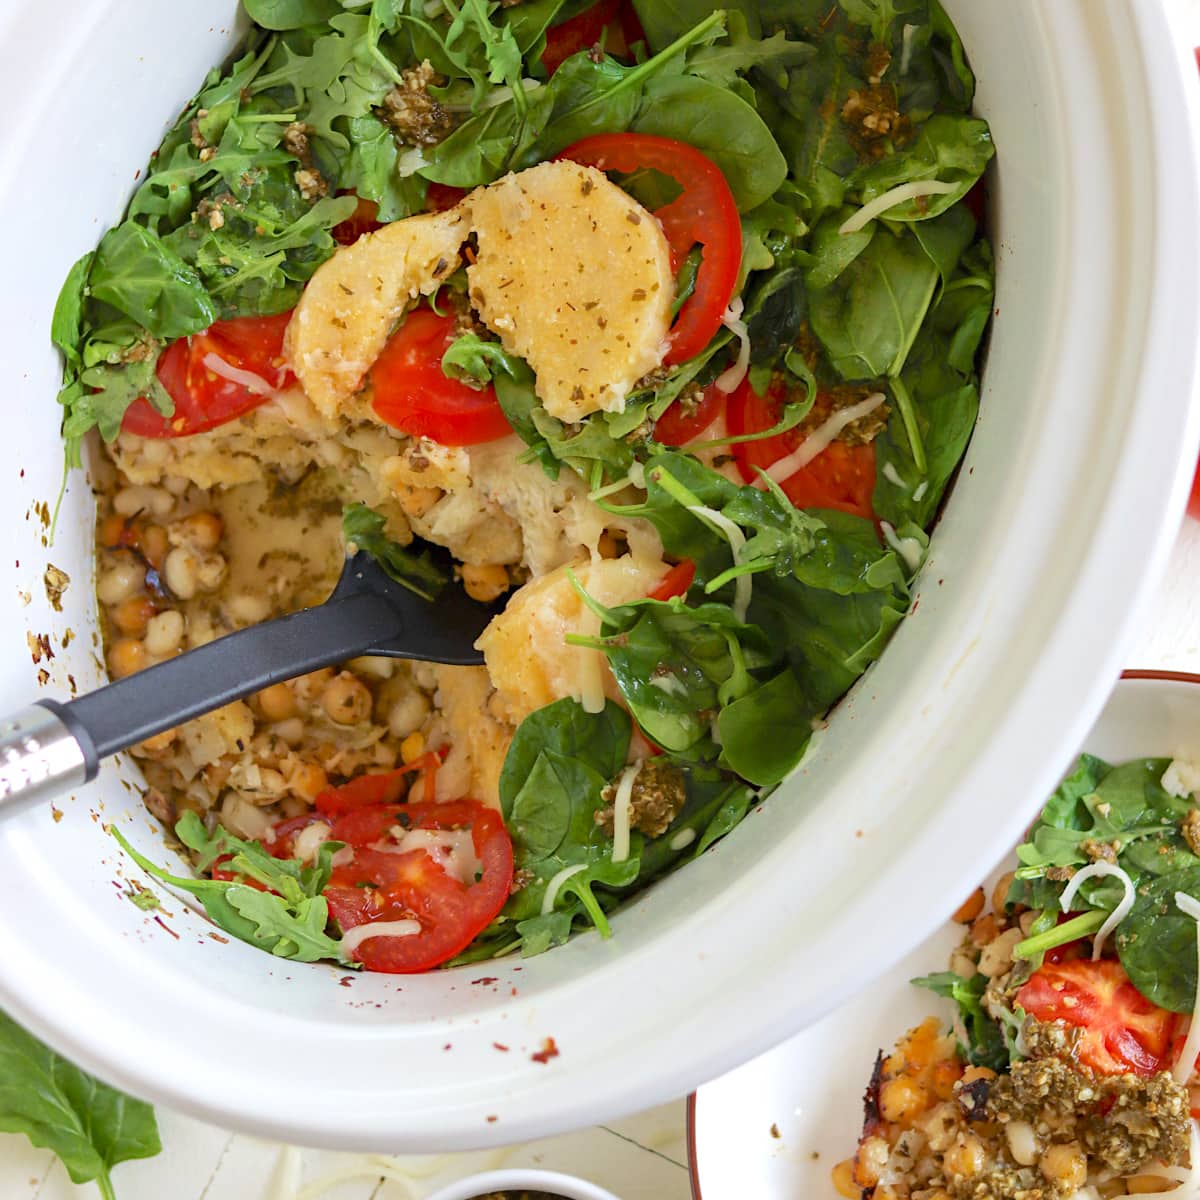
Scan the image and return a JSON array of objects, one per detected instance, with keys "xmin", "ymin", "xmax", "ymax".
[
  {"xmin": 611, "ymin": 761, "xmax": 643, "ymax": 864},
  {"xmin": 292, "ymin": 821, "xmax": 331, "ymax": 866},
  {"xmin": 1057, "ymin": 861, "xmax": 1135, "ymax": 961},
  {"xmin": 715, "ymin": 297, "xmax": 751, "ymax": 394},
  {"xmin": 341, "ymin": 918, "xmax": 422, "ymax": 958},
  {"xmin": 882, "ymin": 461, "xmax": 907, "ymax": 489},
  {"xmin": 756, "ymin": 393, "xmax": 886, "ymax": 486},
  {"xmin": 669, "ymin": 828, "xmax": 696, "ymax": 852},
  {"xmin": 899, "ymin": 23, "xmax": 919, "ymax": 75},
  {"xmin": 541, "ymin": 863, "xmax": 589, "ymax": 915},
  {"xmin": 687, "ymin": 503, "xmax": 751, "ymax": 622},
  {"xmin": 382, "ymin": 827, "xmax": 482, "ymax": 886},
  {"xmin": 1163, "ymin": 758, "xmax": 1200, "ymax": 800},
  {"xmin": 911, "ymin": 479, "xmax": 929, "ymax": 503},
  {"xmin": 1174, "ymin": 891, "xmax": 1200, "ymax": 1086},
  {"xmin": 839, "ymin": 180, "xmax": 958, "ymax": 235},
  {"xmin": 201, "ymin": 352, "xmax": 278, "ymax": 397},
  {"xmin": 880, "ymin": 520, "xmax": 925, "ymax": 574}
]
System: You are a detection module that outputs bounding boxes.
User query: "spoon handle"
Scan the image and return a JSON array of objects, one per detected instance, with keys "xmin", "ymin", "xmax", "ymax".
[{"xmin": 0, "ymin": 586, "xmax": 401, "ymax": 819}]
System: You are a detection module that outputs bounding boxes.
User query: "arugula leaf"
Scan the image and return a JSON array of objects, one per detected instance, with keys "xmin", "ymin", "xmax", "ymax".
[
  {"xmin": 342, "ymin": 503, "xmax": 449, "ymax": 601},
  {"xmin": 913, "ymin": 971, "xmax": 1016, "ymax": 1072},
  {"xmin": 111, "ymin": 813, "xmax": 352, "ymax": 965},
  {"xmin": 685, "ymin": 12, "xmax": 814, "ymax": 88},
  {"xmin": 0, "ymin": 1010, "xmax": 161, "ymax": 1200},
  {"xmin": 441, "ymin": 331, "xmax": 518, "ymax": 385}
]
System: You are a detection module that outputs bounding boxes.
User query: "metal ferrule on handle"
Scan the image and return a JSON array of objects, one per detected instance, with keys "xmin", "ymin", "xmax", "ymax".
[{"xmin": 0, "ymin": 705, "xmax": 90, "ymax": 816}]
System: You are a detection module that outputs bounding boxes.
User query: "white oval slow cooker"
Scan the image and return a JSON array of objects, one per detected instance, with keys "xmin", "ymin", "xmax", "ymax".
[{"xmin": 0, "ymin": 0, "xmax": 1196, "ymax": 1153}]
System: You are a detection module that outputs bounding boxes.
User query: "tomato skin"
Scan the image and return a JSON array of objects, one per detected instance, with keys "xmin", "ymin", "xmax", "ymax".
[
  {"xmin": 121, "ymin": 311, "xmax": 295, "ymax": 438},
  {"xmin": 370, "ymin": 308, "xmax": 514, "ymax": 446},
  {"xmin": 1016, "ymin": 959, "xmax": 1178, "ymax": 1077},
  {"xmin": 653, "ymin": 383, "xmax": 723, "ymax": 446},
  {"xmin": 323, "ymin": 800, "xmax": 514, "ymax": 973},
  {"xmin": 557, "ymin": 133, "xmax": 742, "ymax": 366},
  {"xmin": 648, "ymin": 559, "xmax": 695, "ymax": 602},
  {"xmin": 1187, "ymin": 460, "xmax": 1200, "ymax": 522},
  {"xmin": 542, "ymin": 0, "xmax": 621, "ymax": 74},
  {"xmin": 727, "ymin": 378, "xmax": 878, "ymax": 521},
  {"xmin": 333, "ymin": 195, "xmax": 382, "ymax": 245},
  {"xmin": 314, "ymin": 767, "xmax": 412, "ymax": 819}
]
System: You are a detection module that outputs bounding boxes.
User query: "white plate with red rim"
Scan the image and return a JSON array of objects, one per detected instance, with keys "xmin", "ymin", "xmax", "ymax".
[{"xmin": 686, "ymin": 672, "xmax": 1200, "ymax": 1198}]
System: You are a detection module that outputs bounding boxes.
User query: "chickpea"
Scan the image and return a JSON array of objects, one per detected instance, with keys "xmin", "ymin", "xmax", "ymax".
[
  {"xmin": 140, "ymin": 523, "xmax": 169, "ymax": 569},
  {"xmin": 992, "ymin": 871, "xmax": 1016, "ymax": 914},
  {"xmin": 853, "ymin": 1137, "xmax": 889, "ymax": 1188},
  {"xmin": 395, "ymin": 483, "xmax": 442, "ymax": 519},
  {"xmin": 108, "ymin": 638, "xmax": 147, "ymax": 679},
  {"xmin": 96, "ymin": 561, "xmax": 146, "ymax": 606},
  {"xmin": 98, "ymin": 514, "xmax": 128, "ymax": 548},
  {"xmin": 831, "ymin": 1159, "xmax": 859, "ymax": 1200},
  {"xmin": 879, "ymin": 1075, "xmax": 925, "ymax": 1123},
  {"xmin": 952, "ymin": 886, "xmax": 986, "ymax": 925},
  {"xmin": 1038, "ymin": 1142, "xmax": 1086, "ymax": 1191},
  {"xmin": 288, "ymin": 762, "xmax": 328, "ymax": 800},
  {"xmin": 111, "ymin": 594, "xmax": 156, "ymax": 636},
  {"xmin": 461, "ymin": 563, "xmax": 510, "ymax": 603},
  {"xmin": 173, "ymin": 511, "xmax": 223, "ymax": 550},
  {"xmin": 144, "ymin": 610, "xmax": 185, "ymax": 657},
  {"xmin": 944, "ymin": 1133, "xmax": 986, "ymax": 1180},
  {"xmin": 293, "ymin": 668, "xmax": 335, "ymax": 703},
  {"xmin": 400, "ymin": 731, "xmax": 426, "ymax": 764},
  {"xmin": 137, "ymin": 729, "xmax": 177, "ymax": 758},
  {"xmin": 257, "ymin": 683, "xmax": 297, "ymax": 723},
  {"xmin": 319, "ymin": 673, "xmax": 372, "ymax": 725},
  {"xmin": 969, "ymin": 912, "xmax": 1001, "ymax": 947}
]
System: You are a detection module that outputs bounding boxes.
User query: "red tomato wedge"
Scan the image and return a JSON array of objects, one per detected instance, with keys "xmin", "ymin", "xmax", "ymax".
[
  {"xmin": 653, "ymin": 382, "xmax": 724, "ymax": 446},
  {"xmin": 542, "ymin": 0, "xmax": 622, "ymax": 74},
  {"xmin": 313, "ymin": 754, "xmax": 442, "ymax": 820},
  {"xmin": 557, "ymin": 133, "xmax": 742, "ymax": 366},
  {"xmin": 324, "ymin": 800, "xmax": 514, "ymax": 973},
  {"xmin": 727, "ymin": 378, "xmax": 878, "ymax": 521},
  {"xmin": 1016, "ymin": 959, "xmax": 1178, "ymax": 1077},
  {"xmin": 121, "ymin": 311, "xmax": 295, "ymax": 438},
  {"xmin": 333, "ymin": 194, "xmax": 382, "ymax": 245},
  {"xmin": 370, "ymin": 308, "xmax": 514, "ymax": 446},
  {"xmin": 648, "ymin": 559, "xmax": 695, "ymax": 602}
]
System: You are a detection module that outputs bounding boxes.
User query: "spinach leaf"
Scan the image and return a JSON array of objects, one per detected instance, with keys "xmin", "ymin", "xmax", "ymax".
[
  {"xmin": 89, "ymin": 222, "xmax": 216, "ymax": 340},
  {"xmin": 342, "ymin": 503, "xmax": 449, "ymax": 601},
  {"xmin": 634, "ymin": 74, "xmax": 787, "ymax": 212},
  {"xmin": 0, "ymin": 1012, "xmax": 161, "ymax": 1200},
  {"xmin": 808, "ymin": 226, "xmax": 938, "ymax": 381},
  {"xmin": 913, "ymin": 971, "xmax": 1015, "ymax": 1072},
  {"xmin": 243, "ymin": 0, "xmax": 346, "ymax": 29},
  {"xmin": 851, "ymin": 115, "xmax": 994, "ymax": 223},
  {"xmin": 630, "ymin": 0, "xmax": 760, "ymax": 53},
  {"xmin": 111, "ymin": 813, "xmax": 352, "ymax": 965},
  {"xmin": 1118, "ymin": 866, "xmax": 1200, "ymax": 1014},
  {"xmin": 717, "ymin": 668, "xmax": 810, "ymax": 786}
]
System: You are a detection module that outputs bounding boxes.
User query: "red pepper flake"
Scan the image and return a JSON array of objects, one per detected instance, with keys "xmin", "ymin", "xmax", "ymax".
[
  {"xmin": 472, "ymin": 977, "xmax": 499, "ymax": 986},
  {"xmin": 208, "ymin": 932, "xmax": 229, "ymax": 944},
  {"xmin": 443, "ymin": 1043, "xmax": 453, "ymax": 1051},
  {"xmin": 339, "ymin": 976, "xmax": 354, "ymax": 988},
  {"xmin": 493, "ymin": 1042, "xmax": 509, "ymax": 1053},
  {"xmin": 531, "ymin": 1037, "xmax": 559, "ymax": 1064},
  {"xmin": 486, "ymin": 1115, "xmax": 498, "ymax": 1123}
]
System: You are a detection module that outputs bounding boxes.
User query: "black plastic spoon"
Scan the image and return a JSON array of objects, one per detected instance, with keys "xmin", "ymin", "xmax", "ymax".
[{"xmin": 0, "ymin": 548, "xmax": 493, "ymax": 815}]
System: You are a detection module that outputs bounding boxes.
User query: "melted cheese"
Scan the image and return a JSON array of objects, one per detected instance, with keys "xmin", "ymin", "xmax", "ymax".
[
  {"xmin": 384, "ymin": 827, "xmax": 482, "ymax": 886},
  {"xmin": 341, "ymin": 918, "xmax": 422, "ymax": 957},
  {"xmin": 1057, "ymin": 861, "xmax": 1134, "ymax": 961}
]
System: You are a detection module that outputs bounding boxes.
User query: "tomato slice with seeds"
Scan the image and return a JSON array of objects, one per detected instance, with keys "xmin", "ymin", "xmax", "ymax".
[
  {"xmin": 727, "ymin": 377, "xmax": 878, "ymax": 521},
  {"xmin": 1016, "ymin": 958, "xmax": 1178, "ymax": 1077},
  {"xmin": 653, "ymin": 382, "xmax": 724, "ymax": 446},
  {"xmin": 370, "ymin": 308, "xmax": 514, "ymax": 446},
  {"xmin": 324, "ymin": 800, "xmax": 514, "ymax": 973},
  {"xmin": 557, "ymin": 133, "xmax": 741, "ymax": 366},
  {"xmin": 121, "ymin": 311, "xmax": 295, "ymax": 439}
]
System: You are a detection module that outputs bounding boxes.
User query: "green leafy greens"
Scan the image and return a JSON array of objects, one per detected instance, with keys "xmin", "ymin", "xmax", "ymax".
[
  {"xmin": 342, "ymin": 502, "xmax": 449, "ymax": 601},
  {"xmin": 0, "ymin": 1011, "xmax": 161, "ymax": 1200}
]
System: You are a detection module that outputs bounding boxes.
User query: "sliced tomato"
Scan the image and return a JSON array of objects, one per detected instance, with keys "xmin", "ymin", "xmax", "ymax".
[
  {"xmin": 324, "ymin": 800, "xmax": 514, "ymax": 973},
  {"xmin": 314, "ymin": 766, "xmax": 414, "ymax": 819},
  {"xmin": 727, "ymin": 377, "xmax": 878, "ymax": 521},
  {"xmin": 370, "ymin": 307, "xmax": 514, "ymax": 445},
  {"xmin": 542, "ymin": 0, "xmax": 621, "ymax": 74},
  {"xmin": 333, "ymin": 194, "xmax": 382, "ymax": 245},
  {"xmin": 1188, "ymin": 459, "xmax": 1200, "ymax": 522},
  {"xmin": 121, "ymin": 311, "xmax": 295, "ymax": 438},
  {"xmin": 425, "ymin": 182, "xmax": 467, "ymax": 213},
  {"xmin": 653, "ymin": 382, "xmax": 724, "ymax": 446},
  {"xmin": 648, "ymin": 559, "xmax": 695, "ymax": 602},
  {"xmin": 557, "ymin": 133, "xmax": 741, "ymax": 366},
  {"xmin": 1016, "ymin": 958, "xmax": 1178, "ymax": 1077}
]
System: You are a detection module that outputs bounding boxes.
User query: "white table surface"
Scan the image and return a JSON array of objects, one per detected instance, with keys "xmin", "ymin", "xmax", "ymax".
[{"xmin": 5, "ymin": 2, "xmax": 1199, "ymax": 1195}]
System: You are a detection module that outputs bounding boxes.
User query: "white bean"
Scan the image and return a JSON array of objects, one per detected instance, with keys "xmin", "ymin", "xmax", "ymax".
[
  {"xmin": 163, "ymin": 547, "xmax": 199, "ymax": 599},
  {"xmin": 226, "ymin": 593, "xmax": 271, "ymax": 625},
  {"xmin": 114, "ymin": 485, "xmax": 173, "ymax": 518},
  {"xmin": 388, "ymin": 691, "xmax": 431, "ymax": 739},
  {"xmin": 96, "ymin": 561, "xmax": 145, "ymax": 606},
  {"xmin": 144, "ymin": 610, "xmax": 185, "ymax": 656},
  {"xmin": 349, "ymin": 656, "xmax": 395, "ymax": 680}
]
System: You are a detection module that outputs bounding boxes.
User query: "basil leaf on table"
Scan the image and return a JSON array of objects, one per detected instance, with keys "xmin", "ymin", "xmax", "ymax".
[{"xmin": 0, "ymin": 1011, "xmax": 161, "ymax": 1200}]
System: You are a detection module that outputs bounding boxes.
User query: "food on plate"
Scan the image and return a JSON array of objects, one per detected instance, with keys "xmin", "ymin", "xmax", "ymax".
[
  {"xmin": 835, "ymin": 754, "xmax": 1200, "ymax": 1199},
  {"xmin": 54, "ymin": 0, "xmax": 994, "ymax": 972}
]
